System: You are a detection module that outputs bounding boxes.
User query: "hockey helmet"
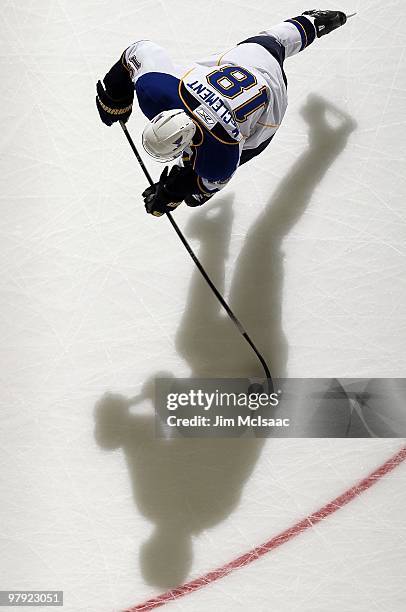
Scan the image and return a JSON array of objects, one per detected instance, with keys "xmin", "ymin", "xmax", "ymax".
[{"xmin": 142, "ymin": 109, "xmax": 196, "ymax": 162}]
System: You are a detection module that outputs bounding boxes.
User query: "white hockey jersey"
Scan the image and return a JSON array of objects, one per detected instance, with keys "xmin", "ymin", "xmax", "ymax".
[{"xmin": 124, "ymin": 39, "xmax": 289, "ymax": 194}]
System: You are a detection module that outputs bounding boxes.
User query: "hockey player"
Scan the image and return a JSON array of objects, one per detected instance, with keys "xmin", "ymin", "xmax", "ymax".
[{"xmin": 96, "ymin": 10, "xmax": 351, "ymax": 217}]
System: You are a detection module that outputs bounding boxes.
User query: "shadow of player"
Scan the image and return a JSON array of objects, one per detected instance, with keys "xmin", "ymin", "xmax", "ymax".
[{"xmin": 94, "ymin": 94, "xmax": 356, "ymax": 588}]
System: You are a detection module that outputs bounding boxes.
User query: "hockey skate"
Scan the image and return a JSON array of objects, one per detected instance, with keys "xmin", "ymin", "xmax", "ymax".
[{"xmin": 302, "ymin": 9, "xmax": 354, "ymax": 37}]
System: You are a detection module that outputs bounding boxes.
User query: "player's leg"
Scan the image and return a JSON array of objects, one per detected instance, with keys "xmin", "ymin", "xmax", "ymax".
[
  {"xmin": 231, "ymin": 10, "xmax": 349, "ymax": 87},
  {"xmin": 258, "ymin": 17, "xmax": 316, "ymax": 59},
  {"xmin": 232, "ymin": 15, "xmax": 318, "ymax": 92},
  {"xmin": 259, "ymin": 10, "xmax": 349, "ymax": 58}
]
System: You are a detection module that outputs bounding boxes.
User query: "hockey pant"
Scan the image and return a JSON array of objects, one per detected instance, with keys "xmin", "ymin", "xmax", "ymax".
[{"xmin": 237, "ymin": 16, "xmax": 316, "ymax": 165}]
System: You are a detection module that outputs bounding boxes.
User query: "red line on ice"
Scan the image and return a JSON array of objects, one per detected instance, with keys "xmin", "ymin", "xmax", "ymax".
[{"xmin": 124, "ymin": 446, "xmax": 406, "ymax": 612}]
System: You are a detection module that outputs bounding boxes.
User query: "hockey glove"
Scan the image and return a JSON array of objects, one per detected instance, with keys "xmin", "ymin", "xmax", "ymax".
[
  {"xmin": 142, "ymin": 167, "xmax": 184, "ymax": 217},
  {"xmin": 96, "ymin": 57, "xmax": 134, "ymax": 126},
  {"xmin": 177, "ymin": 163, "xmax": 216, "ymax": 207},
  {"xmin": 143, "ymin": 165, "xmax": 216, "ymax": 216}
]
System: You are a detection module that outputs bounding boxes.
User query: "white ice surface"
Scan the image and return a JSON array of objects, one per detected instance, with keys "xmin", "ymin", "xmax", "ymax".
[{"xmin": 0, "ymin": 1, "xmax": 405, "ymax": 611}]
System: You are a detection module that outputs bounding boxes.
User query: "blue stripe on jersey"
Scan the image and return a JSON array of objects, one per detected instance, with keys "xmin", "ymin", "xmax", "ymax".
[
  {"xmin": 285, "ymin": 15, "xmax": 316, "ymax": 50},
  {"xmin": 135, "ymin": 71, "xmax": 240, "ymax": 183}
]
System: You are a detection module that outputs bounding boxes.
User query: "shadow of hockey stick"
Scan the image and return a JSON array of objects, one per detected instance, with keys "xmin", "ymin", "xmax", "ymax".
[{"xmin": 119, "ymin": 120, "xmax": 273, "ymax": 391}]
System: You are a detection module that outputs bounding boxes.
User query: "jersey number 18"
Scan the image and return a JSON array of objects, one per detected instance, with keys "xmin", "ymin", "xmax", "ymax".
[{"xmin": 207, "ymin": 66, "xmax": 268, "ymax": 123}]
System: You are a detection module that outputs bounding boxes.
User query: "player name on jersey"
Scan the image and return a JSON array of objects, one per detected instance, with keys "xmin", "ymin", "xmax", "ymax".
[{"xmin": 186, "ymin": 79, "xmax": 239, "ymax": 130}]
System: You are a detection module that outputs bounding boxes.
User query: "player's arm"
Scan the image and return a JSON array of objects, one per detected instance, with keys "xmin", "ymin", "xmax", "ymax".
[
  {"xmin": 96, "ymin": 51, "xmax": 134, "ymax": 126},
  {"xmin": 182, "ymin": 165, "xmax": 231, "ymax": 208},
  {"xmin": 183, "ymin": 136, "xmax": 241, "ymax": 206},
  {"xmin": 142, "ymin": 164, "xmax": 220, "ymax": 217},
  {"xmin": 96, "ymin": 41, "xmax": 176, "ymax": 126},
  {"xmin": 123, "ymin": 41, "xmax": 176, "ymax": 82},
  {"xmin": 142, "ymin": 140, "xmax": 241, "ymax": 217}
]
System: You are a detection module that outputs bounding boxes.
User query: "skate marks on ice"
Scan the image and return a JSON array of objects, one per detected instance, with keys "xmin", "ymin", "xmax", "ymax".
[{"xmin": 93, "ymin": 95, "xmax": 356, "ymax": 589}]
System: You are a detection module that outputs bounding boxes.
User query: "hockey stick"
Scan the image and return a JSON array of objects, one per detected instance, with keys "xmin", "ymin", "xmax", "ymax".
[{"xmin": 119, "ymin": 120, "xmax": 273, "ymax": 391}]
